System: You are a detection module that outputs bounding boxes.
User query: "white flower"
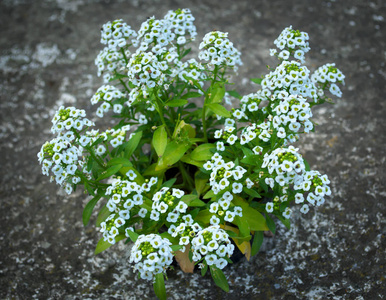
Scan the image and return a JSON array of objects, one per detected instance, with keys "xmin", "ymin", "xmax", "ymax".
[{"xmin": 265, "ymin": 202, "xmax": 274, "ymax": 213}]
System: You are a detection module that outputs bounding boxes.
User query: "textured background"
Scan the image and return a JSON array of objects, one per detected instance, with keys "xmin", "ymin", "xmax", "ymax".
[{"xmin": 1, "ymin": 0, "xmax": 385, "ymax": 299}]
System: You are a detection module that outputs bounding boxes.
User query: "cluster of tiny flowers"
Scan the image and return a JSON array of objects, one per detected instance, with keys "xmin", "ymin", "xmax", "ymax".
[
  {"xmin": 150, "ymin": 187, "xmax": 186, "ymax": 222},
  {"xmin": 239, "ymin": 121, "xmax": 272, "ymax": 145},
  {"xmin": 90, "ymin": 85, "xmax": 125, "ymax": 117},
  {"xmin": 239, "ymin": 92, "xmax": 268, "ymax": 116},
  {"xmin": 261, "ymin": 60, "xmax": 318, "ymax": 102},
  {"xmin": 311, "ymin": 63, "xmax": 345, "ymax": 98},
  {"xmin": 50, "ymin": 106, "xmax": 94, "ymax": 135},
  {"xmin": 293, "ymin": 170, "xmax": 331, "ymax": 211},
  {"xmin": 168, "ymin": 214, "xmax": 202, "ymax": 252},
  {"xmin": 137, "ymin": 9, "xmax": 196, "ymax": 53},
  {"xmin": 270, "ymin": 26, "xmax": 310, "ymax": 63},
  {"xmin": 262, "ymin": 146, "xmax": 306, "ymax": 188},
  {"xmin": 174, "ymin": 58, "xmax": 206, "ymax": 90},
  {"xmin": 83, "ymin": 125, "xmax": 131, "ymax": 149},
  {"xmin": 101, "ymin": 19, "xmax": 138, "ymax": 51},
  {"xmin": 100, "ymin": 176, "xmax": 158, "ymax": 244},
  {"xmin": 271, "ymin": 94, "xmax": 313, "ymax": 139},
  {"xmin": 127, "ymin": 51, "xmax": 170, "ymax": 102},
  {"xmin": 163, "ymin": 8, "xmax": 197, "ymax": 43},
  {"xmin": 37, "ymin": 137, "xmax": 82, "ymax": 194},
  {"xmin": 265, "ymin": 169, "xmax": 331, "ymax": 218},
  {"xmin": 96, "ymin": 20, "xmax": 138, "ymax": 82},
  {"xmin": 198, "ymin": 31, "xmax": 242, "ymax": 70},
  {"xmin": 212, "ymin": 124, "xmax": 239, "ymax": 146},
  {"xmin": 191, "ymin": 225, "xmax": 234, "ymax": 269},
  {"xmin": 129, "ymin": 234, "xmax": 173, "ymax": 280},
  {"xmin": 208, "ymin": 191, "xmax": 243, "ymax": 225},
  {"xmin": 204, "ymin": 153, "xmax": 247, "ymax": 195},
  {"xmin": 95, "ymin": 47, "xmax": 127, "ymax": 81}
]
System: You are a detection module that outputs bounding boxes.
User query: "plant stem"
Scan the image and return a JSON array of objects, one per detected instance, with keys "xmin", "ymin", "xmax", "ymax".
[
  {"xmin": 154, "ymin": 93, "xmax": 172, "ymax": 137},
  {"xmin": 202, "ymin": 65, "xmax": 219, "ymax": 143},
  {"xmin": 178, "ymin": 161, "xmax": 194, "ymax": 191}
]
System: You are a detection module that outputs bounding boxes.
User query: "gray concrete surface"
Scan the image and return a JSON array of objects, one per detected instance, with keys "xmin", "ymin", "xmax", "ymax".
[{"xmin": 1, "ymin": 0, "xmax": 385, "ymax": 299}]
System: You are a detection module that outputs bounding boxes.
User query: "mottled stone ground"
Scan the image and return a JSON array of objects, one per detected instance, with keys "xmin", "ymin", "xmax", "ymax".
[{"xmin": 1, "ymin": 0, "xmax": 385, "ymax": 299}]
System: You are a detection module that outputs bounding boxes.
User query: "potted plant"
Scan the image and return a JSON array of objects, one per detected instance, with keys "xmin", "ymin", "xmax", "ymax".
[{"xmin": 38, "ymin": 8, "xmax": 344, "ymax": 299}]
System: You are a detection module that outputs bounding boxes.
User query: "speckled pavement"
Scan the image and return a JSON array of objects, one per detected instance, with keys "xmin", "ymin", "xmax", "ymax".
[{"xmin": 1, "ymin": 0, "xmax": 385, "ymax": 299}]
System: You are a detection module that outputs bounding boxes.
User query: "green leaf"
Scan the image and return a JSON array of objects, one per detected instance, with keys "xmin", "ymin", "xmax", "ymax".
[
  {"xmin": 181, "ymin": 194, "xmax": 199, "ymax": 204},
  {"xmin": 166, "ymin": 99, "xmax": 188, "ymax": 107},
  {"xmin": 203, "ymin": 189, "xmax": 215, "ymax": 199},
  {"xmin": 251, "ymin": 77, "xmax": 262, "ymax": 84},
  {"xmin": 190, "ymin": 143, "xmax": 216, "ymax": 161},
  {"xmin": 156, "ymin": 140, "xmax": 191, "ymax": 171},
  {"xmin": 181, "ymin": 48, "xmax": 191, "ymax": 58},
  {"xmin": 195, "ymin": 171, "xmax": 209, "ymax": 196},
  {"xmin": 266, "ymin": 214, "xmax": 276, "ymax": 234},
  {"xmin": 171, "ymin": 245, "xmax": 184, "ymax": 252},
  {"xmin": 96, "ymin": 204, "xmax": 110, "ymax": 227},
  {"xmin": 126, "ymin": 230, "xmax": 139, "ymax": 242},
  {"xmin": 195, "ymin": 209, "xmax": 212, "ymax": 225},
  {"xmin": 227, "ymin": 90, "xmax": 241, "ymax": 99},
  {"xmin": 82, "ymin": 194, "xmax": 102, "ymax": 226},
  {"xmin": 240, "ymin": 154, "xmax": 259, "ymax": 166},
  {"xmin": 201, "ymin": 263, "xmax": 208, "ymax": 277},
  {"xmin": 303, "ymin": 158, "xmax": 311, "ymax": 171},
  {"xmin": 189, "ymin": 198, "xmax": 206, "ymax": 207},
  {"xmin": 251, "ymin": 231, "xmax": 264, "ymax": 256},
  {"xmin": 259, "ymin": 179, "xmax": 269, "ymax": 193},
  {"xmin": 153, "ymin": 126, "xmax": 168, "ymax": 157},
  {"xmin": 161, "ymin": 178, "xmax": 177, "ymax": 189},
  {"xmin": 95, "ymin": 234, "xmax": 125, "ymax": 255},
  {"xmin": 84, "ymin": 181, "xmax": 95, "ymax": 196},
  {"xmin": 181, "ymin": 91, "xmax": 202, "ymax": 99},
  {"xmin": 235, "ymin": 215, "xmax": 250, "ymax": 239},
  {"xmin": 180, "ymin": 155, "xmax": 204, "ymax": 168},
  {"xmin": 233, "ymin": 196, "xmax": 268, "ymax": 231},
  {"xmin": 143, "ymin": 163, "xmax": 165, "ymax": 176},
  {"xmin": 210, "ymin": 265, "xmax": 229, "ymax": 292},
  {"xmin": 243, "ymin": 187, "xmax": 261, "ymax": 199},
  {"xmin": 96, "ymin": 164, "xmax": 122, "ymax": 181},
  {"xmin": 206, "ymin": 103, "xmax": 231, "ymax": 118},
  {"xmin": 125, "ymin": 131, "xmax": 142, "ymax": 158},
  {"xmin": 173, "ymin": 120, "xmax": 196, "ymax": 139},
  {"xmin": 107, "ymin": 157, "xmax": 133, "ymax": 167},
  {"xmin": 277, "ymin": 215, "xmax": 291, "ymax": 230},
  {"xmin": 208, "ymin": 83, "xmax": 226, "ymax": 104},
  {"xmin": 153, "ymin": 273, "xmax": 167, "ymax": 300}
]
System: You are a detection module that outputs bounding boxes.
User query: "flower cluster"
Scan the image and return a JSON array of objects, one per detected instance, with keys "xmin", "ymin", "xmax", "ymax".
[
  {"xmin": 137, "ymin": 8, "xmax": 196, "ymax": 51},
  {"xmin": 199, "ymin": 31, "xmax": 242, "ymax": 69},
  {"xmin": 261, "ymin": 60, "xmax": 318, "ymax": 102},
  {"xmin": 129, "ymin": 234, "xmax": 174, "ymax": 280},
  {"xmin": 204, "ymin": 153, "xmax": 247, "ymax": 195},
  {"xmin": 50, "ymin": 106, "xmax": 94, "ymax": 135},
  {"xmin": 150, "ymin": 187, "xmax": 186, "ymax": 222},
  {"xmin": 168, "ymin": 215, "xmax": 202, "ymax": 252},
  {"xmin": 100, "ymin": 19, "xmax": 138, "ymax": 51},
  {"xmin": 270, "ymin": 26, "xmax": 310, "ymax": 63},
  {"xmin": 262, "ymin": 146, "xmax": 306, "ymax": 187},
  {"xmin": 191, "ymin": 225, "xmax": 234, "ymax": 269},
  {"xmin": 37, "ymin": 137, "xmax": 82, "ymax": 194},
  {"xmin": 127, "ymin": 51, "xmax": 170, "ymax": 102},
  {"xmin": 101, "ymin": 177, "xmax": 158, "ymax": 244},
  {"xmin": 311, "ymin": 63, "xmax": 345, "ymax": 98},
  {"xmin": 270, "ymin": 94, "xmax": 313, "ymax": 140},
  {"xmin": 90, "ymin": 85, "xmax": 125, "ymax": 117}
]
